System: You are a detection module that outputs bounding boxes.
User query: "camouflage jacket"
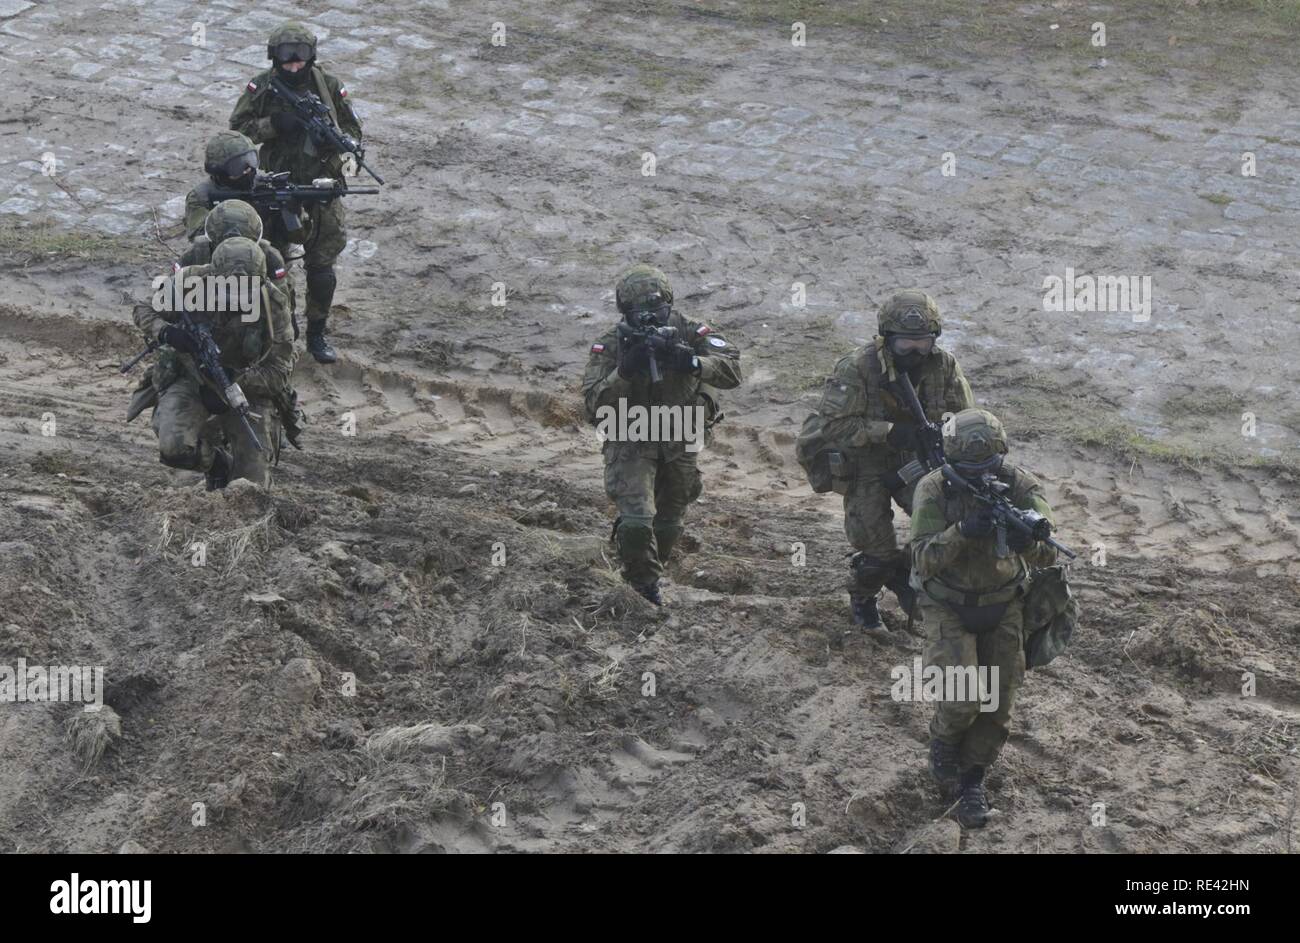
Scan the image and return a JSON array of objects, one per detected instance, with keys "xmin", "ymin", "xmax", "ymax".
[
  {"xmin": 581, "ymin": 311, "xmax": 742, "ymax": 456},
  {"xmin": 134, "ymin": 264, "xmax": 297, "ymax": 403},
  {"xmin": 815, "ymin": 340, "xmax": 973, "ymax": 473},
  {"xmin": 229, "ymin": 64, "xmax": 362, "ymax": 185},
  {"xmin": 910, "ymin": 461, "xmax": 1058, "ymax": 599}
]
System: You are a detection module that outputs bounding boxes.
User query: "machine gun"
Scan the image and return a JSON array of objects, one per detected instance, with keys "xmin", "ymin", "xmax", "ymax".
[
  {"xmin": 268, "ymin": 74, "xmax": 384, "ymax": 183},
  {"xmin": 209, "ymin": 171, "xmax": 378, "ymax": 240},
  {"xmin": 940, "ymin": 464, "xmax": 1077, "ymax": 560},
  {"xmin": 616, "ymin": 322, "xmax": 697, "ymax": 384}
]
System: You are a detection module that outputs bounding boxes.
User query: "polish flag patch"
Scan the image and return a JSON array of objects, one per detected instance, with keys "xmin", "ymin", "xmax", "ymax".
[
  {"xmin": 591, "ymin": 343, "xmax": 606, "ymax": 353},
  {"xmin": 246, "ymin": 80, "xmax": 258, "ymax": 93},
  {"xmin": 339, "ymin": 87, "xmax": 348, "ymax": 98},
  {"xmin": 172, "ymin": 261, "xmax": 181, "ymax": 274},
  {"xmin": 272, "ymin": 267, "xmax": 286, "ymax": 280},
  {"xmin": 696, "ymin": 324, "xmax": 712, "ymax": 335}
]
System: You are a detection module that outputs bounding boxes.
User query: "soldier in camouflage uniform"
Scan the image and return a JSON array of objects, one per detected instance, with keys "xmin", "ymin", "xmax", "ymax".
[
  {"xmin": 177, "ymin": 199, "xmax": 292, "ymax": 322},
  {"xmin": 182, "ymin": 131, "xmax": 261, "ymax": 242},
  {"xmin": 134, "ymin": 237, "xmax": 298, "ymax": 489},
  {"xmin": 813, "ymin": 290, "xmax": 973, "ymax": 629},
  {"xmin": 909, "ymin": 408, "xmax": 1059, "ymax": 828},
  {"xmin": 581, "ymin": 265, "xmax": 742, "ymax": 604},
  {"xmin": 230, "ymin": 21, "xmax": 364, "ymax": 365}
]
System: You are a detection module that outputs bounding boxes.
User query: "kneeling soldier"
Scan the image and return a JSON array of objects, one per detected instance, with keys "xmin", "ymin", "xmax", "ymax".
[{"xmin": 132, "ymin": 237, "xmax": 298, "ymax": 489}]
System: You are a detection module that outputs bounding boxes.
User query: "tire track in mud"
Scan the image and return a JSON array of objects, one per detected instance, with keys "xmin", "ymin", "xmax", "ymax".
[{"xmin": 2, "ymin": 298, "xmax": 1299, "ymax": 852}]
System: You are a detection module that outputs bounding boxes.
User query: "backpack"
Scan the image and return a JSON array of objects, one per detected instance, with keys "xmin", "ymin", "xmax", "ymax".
[
  {"xmin": 1023, "ymin": 565, "xmax": 1078, "ymax": 669},
  {"xmin": 795, "ymin": 411, "xmax": 854, "ymax": 494}
]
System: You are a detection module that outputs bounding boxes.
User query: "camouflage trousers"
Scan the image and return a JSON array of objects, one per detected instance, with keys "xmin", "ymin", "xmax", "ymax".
[
  {"xmin": 603, "ymin": 442, "xmax": 703, "ymax": 588},
  {"xmin": 919, "ymin": 593, "xmax": 1026, "ymax": 770},
  {"xmin": 842, "ymin": 471, "xmax": 917, "ymax": 597},
  {"xmin": 274, "ymin": 198, "xmax": 346, "ymax": 326},
  {"xmin": 152, "ymin": 374, "xmax": 281, "ymax": 487}
]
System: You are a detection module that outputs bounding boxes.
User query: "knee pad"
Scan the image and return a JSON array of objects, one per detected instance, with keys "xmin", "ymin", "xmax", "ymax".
[
  {"xmin": 850, "ymin": 552, "xmax": 897, "ymax": 584},
  {"xmin": 615, "ymin": 519, "xmax": 654, "ymax": 558},
  {"xmin": 305, "ymin": 266, "xmax": 337, "ymax": 307},
  {"xmin": 159, "ymin": 443, "xmax": 203, "ymax": 471}
]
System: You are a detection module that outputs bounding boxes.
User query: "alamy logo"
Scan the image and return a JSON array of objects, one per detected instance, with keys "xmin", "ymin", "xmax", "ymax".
[
  {"xmin": 50, "ymin": 874, "xmax": 151, "ymax": 923},
  {"xmin": 151, "ymin": 274, "xmax": 262, "ymax": 323},
  {"xmin": 1042, "ymin": 267, "xmax": 1152, "ymax": 321},
  {"xmin": 595, "ymin": 400, "xmax": 708, "ymax": 453},
  {"xmin": 0, "ymin": 660, "xmax": 103, "ymax": 712},
  {"xmin": 890, "ymin": 657, "xmax": 1000, "ymax": 713}
]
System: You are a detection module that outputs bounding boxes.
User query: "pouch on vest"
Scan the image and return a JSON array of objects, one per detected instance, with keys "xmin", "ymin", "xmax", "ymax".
[
  {"xmin": 945, "ymin": 600, "xmax": 1011, "ymax": 634},
  {"xmin": 1024, "ymin": 565, "xmax": 1077, "ymax": 668},
  {"xmin": 125, "ymin": 368, "xmax": 158, "ymax": 423},
  {"xmin": 828, "ymin": 451, "xmax": 853, "ymax": 495},
  {"xmin": 796, "ymin": 410, "xmax": 853, "ymax": 494}
]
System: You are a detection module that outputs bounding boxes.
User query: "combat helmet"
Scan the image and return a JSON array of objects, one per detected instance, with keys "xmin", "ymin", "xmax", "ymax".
[
  {"xmin": 204, "ymin": 200, "xmax": 264, "ymax": 247},
  {"xmin": 204, "ymin": 131, "xmax": 258, "ymax": 186},
  {"xmin": 877, "ymin": 289, "xmax": 941, "ymax": 337},
  {"xmin": 943, "ymin": 408, "xmax": 1008, "ymax": 477},
  {"xmin": 211, "ymin": 236, "xmax": 267, "ymax": 279},
  {"xmin": 616, "ymin": 264, "xmax": 673, "ymax": 325},
  {"xmin": 268, "ymin": 21, "xmax": 317, "ymax": 87},
  {"xmin": 878, "ymin": 289, "xmax": 941, "ymax": 369}
]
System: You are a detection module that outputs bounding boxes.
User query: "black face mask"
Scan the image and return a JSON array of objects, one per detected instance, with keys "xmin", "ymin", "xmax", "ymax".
[
  {"xmin": 893, "ymin": 349, "xmax": 927, "ymax": 370},
  {"xmin": 275, "ymin": 59, "xmax": 313, "ymax": 88}
]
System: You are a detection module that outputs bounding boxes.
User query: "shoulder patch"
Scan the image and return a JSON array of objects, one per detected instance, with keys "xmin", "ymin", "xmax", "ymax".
[
  {"xmin": 696, "ymin": 324, "xmax": 712, "ymax": 335},
  {"xmin": 246, "ymin": 80, "xmax": 258, "ymax": 93},
  {"xmin": 707, "ymin": 336, "xmax": 727, "ymax": 348},
  {"xmin": 272, "ymin": 267, "xmax": 286, "ymax": 280},
  {"xmin": 339, "ymin": 87, "xmax": 348, "ymax": 98},
  {"xmin": 591, "ymin": 343, "xmax": 606, "ymax": 353},
  {"xmin": 172, "ymin": 261, "xmax": 181, "ymax": 274}
]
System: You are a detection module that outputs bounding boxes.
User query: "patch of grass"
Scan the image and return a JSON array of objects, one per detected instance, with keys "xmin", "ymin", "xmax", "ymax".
[
  {"xmin": 1200, "ymin": 192, "xmax": 1233, "ymax": 206},
  {"xmin": 29, "ymin": 450, "xmax": 91, "ymax": 477},
  {"xmin": 1160, "ymin": 386, "xmax": 1250, "ymax": 420},
  {"xmin": 0, "ymin": 221, "xmax": 157, "ymax": 264},
  {"xmin": 992, "ymin": 375, "xmax": 1300, "ymax": 474}
]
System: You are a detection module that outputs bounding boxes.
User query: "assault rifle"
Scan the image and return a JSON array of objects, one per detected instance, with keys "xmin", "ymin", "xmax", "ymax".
[
  {"xmin": 209, "ymin": 171, "xmax": 378, "ymax": 239},
  {"xmin": 268, "ymin": 74, "xmax": 384, "ymax": 183},
  {"xmin": 892, "ymin": 369, "xmax": 946, "ymax": 486},
  {"xmin": 616, "ymin": 322, "xmax": 697, "ymax": 384},
  {"xmin": 940, "ymin": 464, "xmax": 1077, "ymax": 560},
  {"xmin": 122, "ymin": 312, "xmax": 264, "ymax": 453}
]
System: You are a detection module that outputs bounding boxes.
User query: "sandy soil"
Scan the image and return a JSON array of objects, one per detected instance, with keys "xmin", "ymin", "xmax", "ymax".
[{"xmin": 0, "ymin": 0, "xmax": 1297, "ymax": 852}]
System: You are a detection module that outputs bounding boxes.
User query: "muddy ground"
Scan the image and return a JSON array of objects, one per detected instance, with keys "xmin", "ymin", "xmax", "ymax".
[{"xmin": 0, "ymin": 0, "xmax": 1298, "ymax": 852}]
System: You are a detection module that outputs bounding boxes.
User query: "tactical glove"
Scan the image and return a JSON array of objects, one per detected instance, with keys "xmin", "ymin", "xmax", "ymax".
[
  {"xmin": 879, "ymin": 470, "xmax": 907, "ymax": 492},
  {"xmin": 667, "ymin": 347, "xmax": 699, "ymax": 374},
  {"xmin": 617, "ymin": 341, "xmax": 650, "ymax": 379},
  {"xmin": 886, "ymin": 422, "xmax": 915, "ymax": 449},
  {"xmin": 957, "ymin": 506, "xmax": 996, "ymax": 539},
  {"xmin": 158, "ymin": 325, "xmax": 198, "ymax": 354}
]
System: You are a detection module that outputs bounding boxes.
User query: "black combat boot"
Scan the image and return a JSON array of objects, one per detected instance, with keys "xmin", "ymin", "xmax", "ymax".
[
  {"xmin": 956, "ymin": 766, "xmax": 990, "ymax": 829},
  {"xmin": 304, "ymin": 266, "xmax": 338, "ymax": 364},
  {"xmin": 635, "ymin": 581, "xmax": 663, "ymax": 606},
  {"xmin": 306, "ymin": 321, "xmax": 337, "ymax": 364},
  {"xmin": 850, "ymin": 590, "xmax": 884, "ymax": 630},
  {"xmin": 929, "ymin": 738, "xmax": 960, "ymax": 791},
  {"xmin": 205, "ymin": 448, "xmax": 232, "ymax": 492}
]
